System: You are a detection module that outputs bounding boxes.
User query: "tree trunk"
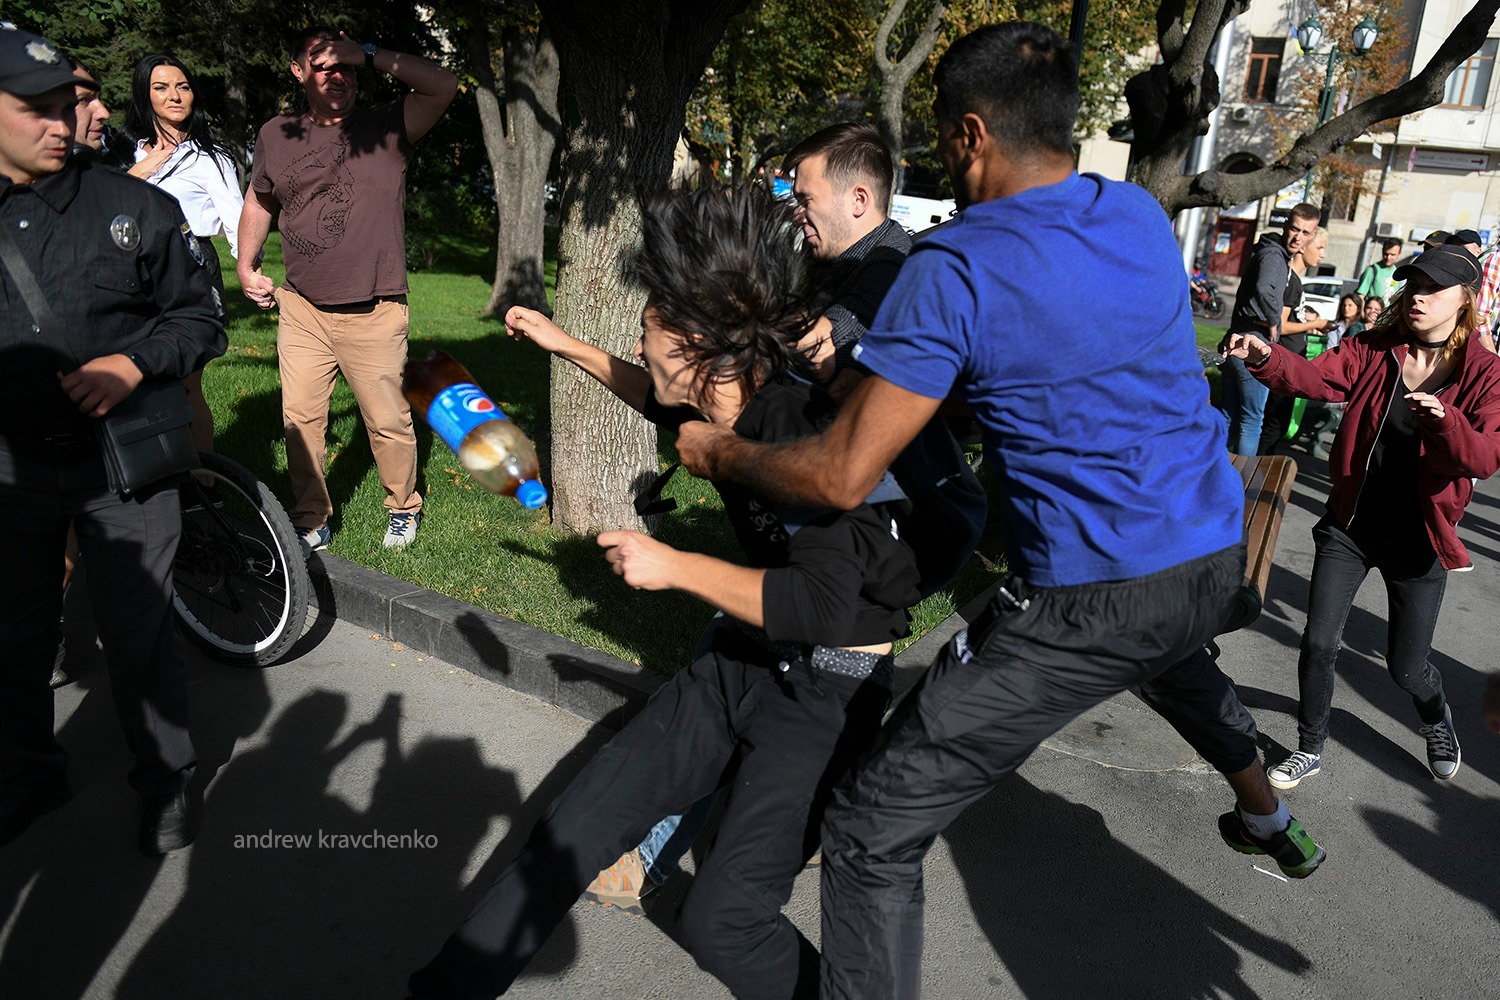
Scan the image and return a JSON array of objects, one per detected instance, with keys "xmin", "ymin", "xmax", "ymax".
[
  {"xmin": 221, "ymin": 28, "xmax": 251, "ymax": 186},
  {"xmin": 494, "ymin": 26, "xmax": 560, "ymax": 315},
  {"xmin": 467, "ymin": 17, "xmax": 560, "ymax": 318},
  {"xmin": 872, "ymin": 0, "xmax": 947, "ymax": 194},
  {"xmin": 538, "ymin": 0, "xmax": 748, "ymax": 534}
]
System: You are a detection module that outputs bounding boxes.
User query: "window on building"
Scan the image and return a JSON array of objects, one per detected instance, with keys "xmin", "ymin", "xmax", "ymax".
[
  {"xmin": 1326, "ymin": 177, "xmax": 1360, "ymax": 223},
  {"xmin": 1443, "ymin": 38, "xmax": 1496, "ymax": 109},
  {"xmin": 1244, "ymin": 37, "xmax": 1284, "ymax": 103}
]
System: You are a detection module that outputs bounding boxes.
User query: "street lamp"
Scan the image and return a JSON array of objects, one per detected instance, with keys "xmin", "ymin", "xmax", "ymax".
[{"xmin": 1297, "ymin": 12, "xmax": 1379, "ymax": 200}]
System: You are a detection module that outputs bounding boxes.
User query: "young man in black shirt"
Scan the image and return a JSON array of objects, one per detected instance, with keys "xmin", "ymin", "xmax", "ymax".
[{"xmin": 409, "ymin": 184, "xmax": 920, "ymax": 1000}]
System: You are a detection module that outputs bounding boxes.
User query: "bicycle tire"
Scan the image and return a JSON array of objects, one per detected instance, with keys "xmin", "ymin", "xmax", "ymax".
[
  {"xmin": 171, "ymin": 452, "xmax": 310, "ymax": 667},
  {"xmin": 1207, "ymin": 295, "xmax": 1225, "ymax": 319}
]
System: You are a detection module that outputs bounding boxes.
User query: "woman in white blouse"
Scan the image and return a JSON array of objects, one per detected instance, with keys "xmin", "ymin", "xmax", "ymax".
[{"xmin": 126, "ymin": 54, "xmax": 243, "ymax": 454}]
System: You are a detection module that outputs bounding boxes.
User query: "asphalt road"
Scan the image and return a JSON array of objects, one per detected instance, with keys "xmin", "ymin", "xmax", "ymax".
[{"xmin": 3, "ymin": 443, "xmax": 1498, "ymax": 1000}]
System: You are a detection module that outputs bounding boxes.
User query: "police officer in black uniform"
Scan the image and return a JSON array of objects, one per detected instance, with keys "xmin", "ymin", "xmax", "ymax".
[{"xmin": 0, "ymin": 25, "xmax": 225, "ymax": 854}]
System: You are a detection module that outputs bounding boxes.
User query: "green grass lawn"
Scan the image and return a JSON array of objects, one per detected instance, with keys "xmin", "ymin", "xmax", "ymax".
[{"xmin": 206, "ymin": 233, "xmax": 1003, "ymax": 673}]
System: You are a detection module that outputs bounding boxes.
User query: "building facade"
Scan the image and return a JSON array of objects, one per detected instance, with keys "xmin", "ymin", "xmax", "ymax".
[{"xmin": 1192, "ymin": 0, "xmax": 1498, "ymax": 281}]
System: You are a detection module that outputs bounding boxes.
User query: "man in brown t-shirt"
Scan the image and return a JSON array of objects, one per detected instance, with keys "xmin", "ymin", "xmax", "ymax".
[{"xmin": 237, "ymin": 25, "xmax": 456, "ymax": 551}]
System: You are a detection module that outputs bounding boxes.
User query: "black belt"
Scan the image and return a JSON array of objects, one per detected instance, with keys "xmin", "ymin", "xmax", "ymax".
[
  {"xmin": 302, "ymin": 294, "xmax": 408, "ymax": 313},
  {"xmin": 0, "ymin": 429, "xmax": 97, "ymax": 459}
]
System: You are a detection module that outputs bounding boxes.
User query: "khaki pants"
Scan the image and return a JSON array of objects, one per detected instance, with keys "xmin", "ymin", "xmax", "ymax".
[{"xmin": 276, "ymin": 286, "xmax": 422, "ymax": 530}]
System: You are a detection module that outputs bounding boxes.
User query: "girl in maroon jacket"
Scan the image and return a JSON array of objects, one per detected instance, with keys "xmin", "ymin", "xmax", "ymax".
[{"xmin": 1227, "ymin": 244, "xmax": 1500, "ymax": 789}]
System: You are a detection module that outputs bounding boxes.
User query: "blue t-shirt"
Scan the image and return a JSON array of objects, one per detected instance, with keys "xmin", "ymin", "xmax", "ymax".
[{"xmin": 854, "ymin": 173, "xmax": 1242, "ymax": 587}]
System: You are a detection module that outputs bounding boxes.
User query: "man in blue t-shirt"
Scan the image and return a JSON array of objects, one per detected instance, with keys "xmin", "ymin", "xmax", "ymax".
[{"xmin": 679, "ymin": 22, "xmax": 1325, "ymax": 999}]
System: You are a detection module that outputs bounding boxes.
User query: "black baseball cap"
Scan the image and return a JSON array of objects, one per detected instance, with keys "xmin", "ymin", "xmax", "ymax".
[
  {"xmin": 1446, "ymin": 229, "xmax": 1482, "ymax": 248},
  {"xmin": 0, "ymin": 24, "xmax": 79, "ymax": 97},
  {"xmin": 1421, "ymin": 230, "xmax": 1452, "ymax": 248},
  {"xmin": 1394, "ymin": 244, "xmax": 1482, "ymax": 292}
]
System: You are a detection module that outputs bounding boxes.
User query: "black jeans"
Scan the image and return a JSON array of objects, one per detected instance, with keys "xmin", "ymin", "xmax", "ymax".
[
  {"xmin": 819, "ymin": 545, "xmax": 1252, "ymax": 1000},
  {"xmin": 0, "ymin": 442, "xmax": 194, "ymax": 797},
  {"xmin": 1295, "ymin": 517, "xmax": 1448, "ymax": 755},
  {"xmin": 409, "ymin": 621, "xmax": 891, "ymax": 1000}
]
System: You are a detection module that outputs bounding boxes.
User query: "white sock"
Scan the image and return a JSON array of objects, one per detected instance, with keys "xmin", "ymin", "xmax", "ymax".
[{"xmin": 1239, "ymin": 800, "xmax": 1291, "ymax": 840}]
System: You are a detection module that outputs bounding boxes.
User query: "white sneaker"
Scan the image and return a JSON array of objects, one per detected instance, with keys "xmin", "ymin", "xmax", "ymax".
[
  {"xmin": 1267, "ymin": 751, "xmax": 1321, "ymax": 790},
  {"xmin": 382, "ymin": 512, "xmax": 422, "ymax": 549}
]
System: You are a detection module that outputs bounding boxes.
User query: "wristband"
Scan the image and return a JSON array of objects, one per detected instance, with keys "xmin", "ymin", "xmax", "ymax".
[{"xmin": 128, "ymin": 352, "xmax": 153, "ymax": 379}]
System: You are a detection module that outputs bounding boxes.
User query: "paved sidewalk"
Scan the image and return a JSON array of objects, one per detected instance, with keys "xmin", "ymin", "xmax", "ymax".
[{"xmin": 3, "ymin": 448, "xmax": 1498, "ymax": 999}]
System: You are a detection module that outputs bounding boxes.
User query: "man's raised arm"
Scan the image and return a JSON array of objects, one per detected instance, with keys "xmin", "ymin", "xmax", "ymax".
[{"xmin": 677, "ymin": 375, "xmax": 941, "ymax": 508}]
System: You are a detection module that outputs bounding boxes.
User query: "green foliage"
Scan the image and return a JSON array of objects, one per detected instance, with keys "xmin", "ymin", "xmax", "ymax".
[
  {"xmin": 684, "ymin": 0, "xmax": 1159, "ymax": 189},
  {"xmin": 684, "ymin": 0, "xmax": 871, "ymax": 179}
]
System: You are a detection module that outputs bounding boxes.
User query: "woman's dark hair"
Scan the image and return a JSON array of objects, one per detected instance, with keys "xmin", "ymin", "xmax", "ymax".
[
  {"xmin": 934, "ymin": 21, "xmax": 1078, "ymax": 157},
  {"xmin": 125, "ymin": 54, "xmax": 235, "ymax": 168},
  {"xmin": 630, "ymin": 182, "xmax": 815, "ymax": 404},
  {"xmin": 1338, "ymin": 293, "xmax": 1363, "ymax": 322}
]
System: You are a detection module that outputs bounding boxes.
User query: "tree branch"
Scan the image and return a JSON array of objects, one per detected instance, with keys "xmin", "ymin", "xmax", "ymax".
[{"xmin": 1134, "ymin": 0, "xmax": 1500, "ymax": 216}]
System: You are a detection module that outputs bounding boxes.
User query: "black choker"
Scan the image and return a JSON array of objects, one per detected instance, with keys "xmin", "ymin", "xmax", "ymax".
[{"xmin": 1411, "ymin": 336, "xmax": 1452, "ymax": 349}]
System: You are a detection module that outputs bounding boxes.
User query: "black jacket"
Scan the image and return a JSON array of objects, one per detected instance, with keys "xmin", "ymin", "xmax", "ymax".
[
  {"xmin": 1229, "ymin": 232, "xmax": 1292, "ymax": 337},
  {"xmin": 0, "ymin": 157, "xmax": 225, "ymax": 442}
]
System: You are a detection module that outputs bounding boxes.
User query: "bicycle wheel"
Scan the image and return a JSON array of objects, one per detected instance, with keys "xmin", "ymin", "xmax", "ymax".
[{"xmin": 172, "ymin": 452, "xmax": 310, "ymax": 666}]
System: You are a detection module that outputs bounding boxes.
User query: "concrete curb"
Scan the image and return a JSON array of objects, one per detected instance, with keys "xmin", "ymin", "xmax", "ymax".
[
  {"xmin": 306, "ymin": 553, "xmax": 664, "ymax": 729},
  {"xmin": 304, "ymin": 552, "xmax": 994, "ymax": 728}
]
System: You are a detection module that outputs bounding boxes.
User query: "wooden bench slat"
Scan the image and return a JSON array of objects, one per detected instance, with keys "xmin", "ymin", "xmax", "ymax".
[{"xmin": 1223, "ymin": 454, "xmax": 1298, "ymax": 634}]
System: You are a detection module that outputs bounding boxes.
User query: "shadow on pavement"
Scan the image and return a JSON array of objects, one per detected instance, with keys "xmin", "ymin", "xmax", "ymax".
[{"xmin": 943, "ymin": 774, "xmax": 1311, "ymax": 999}]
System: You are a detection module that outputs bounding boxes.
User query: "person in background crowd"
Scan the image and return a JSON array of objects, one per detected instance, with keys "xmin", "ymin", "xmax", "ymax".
[
  {"xmin": 1220, "ymin": 203, "xmax": 1321, "ymax": 455},
  {"xmin": 1474, "ymin": 236, "xmax": 1500, "ymax": 342},
  {"xmin": 1329, "ymin": 292, "xmax": 1365, "ymax": 349},
  {"xmin": 1229, "ymin": 244, "xmax": 1500, "ymax": 791},
  {"xmin": 126, "ymin": 54, "xmax": 240, "ymax": 458},
  {"xmin": 67, "ymin": 59, "xmax": 112, "ymax": 159},
  {"xmin": 1446, "ymin": 229, "xmax": 1481, "ymax": 256},
  {"xmin": 1445, "ymin": 232, "xmax": 1494, "ymax": 353},
  {"xmin": 1258, "ymin": 227, "xmax": 1332, "ymax": 454},
  {"xmin": 48, "ymin": 56, "xmax": 112, "ymax": 691},
  {"xmin": 1357, "ymin": 238, "xmax": 1402, "ymax": 305}
]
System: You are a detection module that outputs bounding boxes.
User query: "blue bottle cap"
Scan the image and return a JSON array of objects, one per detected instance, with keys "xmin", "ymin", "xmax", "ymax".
[{"xmin": 515, "ymin": 479, "xmax": 549, "ymax": 509}]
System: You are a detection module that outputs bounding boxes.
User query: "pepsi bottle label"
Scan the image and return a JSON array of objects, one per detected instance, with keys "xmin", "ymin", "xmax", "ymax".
[{"xmin": 427, "ymin": 383, "xmax": 509, "ymax": 453}]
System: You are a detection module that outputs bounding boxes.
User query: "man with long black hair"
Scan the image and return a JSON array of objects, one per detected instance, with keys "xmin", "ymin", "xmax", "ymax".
[
  {"xmin": 678, "ymin": 22, "xmax": 1326, "ymax": 999},
  {"xmin": 409, "ymin": 183, "xmax": 920, "ymax": 999}
]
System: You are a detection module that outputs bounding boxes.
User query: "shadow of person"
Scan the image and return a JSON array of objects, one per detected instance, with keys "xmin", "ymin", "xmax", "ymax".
[
  {"xmin": 0, "ymin": 546, "xmax": 276, "ymax": 1000},
  {"xmin": 1361, "ymin": 780, "xmax": 1500, "ymax": 921},
  {"xmin": 0, "ymin": 656, "xmax": 165, "ymax": 1000},
  {"xmin": 942, "ymin": 774, "xmax": 1311, "ymax": 999},
  {"xmin": 113, "ymin": 689, "xmax": 519, "ymax": 998}
]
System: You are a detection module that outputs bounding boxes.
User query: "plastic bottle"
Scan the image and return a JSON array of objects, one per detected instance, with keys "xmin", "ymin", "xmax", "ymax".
[{"xmin": 402, "ymin": 350, "xmax": 549, "ymax": 509}]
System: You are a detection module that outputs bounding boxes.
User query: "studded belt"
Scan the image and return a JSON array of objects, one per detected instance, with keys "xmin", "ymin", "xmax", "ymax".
[{"xmin": 734, "ymin": 625, "xmax": 894, "ymax": 687}]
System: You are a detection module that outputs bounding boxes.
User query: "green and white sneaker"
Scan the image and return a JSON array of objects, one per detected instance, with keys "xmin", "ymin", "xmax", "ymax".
[{"xmin": 1218, "ymin": 811, "xmax": 1325, "ymax": 879}]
